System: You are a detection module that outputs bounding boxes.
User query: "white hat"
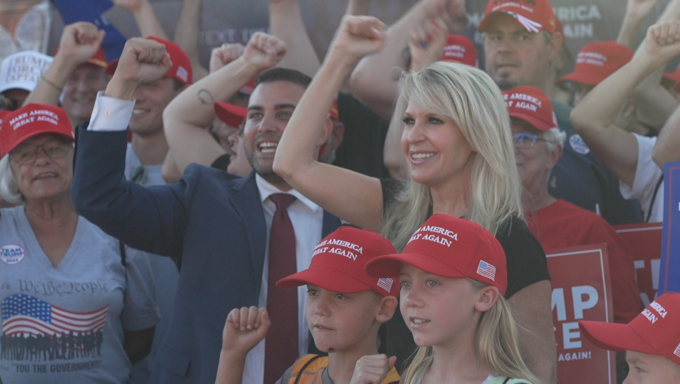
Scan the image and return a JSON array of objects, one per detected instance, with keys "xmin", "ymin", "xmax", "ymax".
[{"xmin": 0, "ymin": 51, "xmax": 53, "ymax": 94}]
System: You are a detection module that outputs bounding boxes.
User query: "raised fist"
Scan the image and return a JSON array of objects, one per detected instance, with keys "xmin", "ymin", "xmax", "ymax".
[
  {"xmin": 349, "ymin": 354, "xmax": 396, "ymax": 384},
  {"xmin": 112, "ymin": 0, "xmax": 146, "ymax": 13},
  {"xmin": 242, "ymin": 33, "xmax": 287, "ymax": 72},
  {"xmin": 210, "ymin": 43, "xmax": 245, "ymax": 74},
  {"xmin": 330, "ymin": 16, "xmax": 386, "ymax": 62},
  {"xmin": 112, "ymin": 37, "xmax": 172, "ymax": 86},
  {"xmin": 222, "ymin": 307, "xmax": 271, "ymax": 354},
  {"xmin": 645, "ymin": 20, "xmax": 680, "ymax": 65},
  {"xmin": 57, "ymin": 22, "xmax": 105, "ymax": 67},
  {"xmin": 409, "ymin": 18, "xmax": 447, "ymax": 71}
]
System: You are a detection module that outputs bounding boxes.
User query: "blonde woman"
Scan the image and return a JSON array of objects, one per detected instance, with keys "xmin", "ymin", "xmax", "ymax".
[
  {"xmin": 273, "ymin": 16, "xmax": 556, "ymax": 382},
  {"xmin": 365, "ymin": 215, "xmax": 541, "ymax": 384}
]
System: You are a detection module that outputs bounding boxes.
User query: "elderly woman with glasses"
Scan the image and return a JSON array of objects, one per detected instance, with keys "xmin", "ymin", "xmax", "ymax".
[
  {"xmin": 504, "ymin": 86, "xmax": 642, "ymax": 376},
  {"xmin": 0, "ymin": 104, "xmax": 159, "ymax": 384}
]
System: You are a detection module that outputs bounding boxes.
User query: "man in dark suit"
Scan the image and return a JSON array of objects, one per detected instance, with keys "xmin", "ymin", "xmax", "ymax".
[{"xmin": 72, "ymin": 34, "xmax": 340, "ymax": 384}]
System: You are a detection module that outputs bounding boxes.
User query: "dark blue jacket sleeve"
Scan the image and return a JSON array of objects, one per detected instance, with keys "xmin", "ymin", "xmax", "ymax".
[{"xmin": 71, "ymin": 124, "xmax": 194, "ymax": 259}]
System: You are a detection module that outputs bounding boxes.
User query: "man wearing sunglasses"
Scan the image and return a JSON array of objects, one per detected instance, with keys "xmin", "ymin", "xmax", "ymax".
[{"xmin": 503, "ymin": 85, "xmax": 642, "ymax": 382}]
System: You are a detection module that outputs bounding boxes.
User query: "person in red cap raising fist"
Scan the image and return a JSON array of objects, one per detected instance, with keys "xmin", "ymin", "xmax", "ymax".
[
  {"xmin": 215, "ymin": 227, "xmax": 400, "ymax": 384},
  {"xmin": 24, "ymin": 22, "xmax": 108, "ymax": 127},
  {"xmin": 365, "ymin": 215, "xmax": 540, "ymax": 384},
  {"xmin": 579, "ymin": 293, "xmax": 680, "ymax": 383}
]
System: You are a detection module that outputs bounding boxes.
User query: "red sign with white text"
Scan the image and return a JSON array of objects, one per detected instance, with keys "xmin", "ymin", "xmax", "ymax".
[
  {"xmin": 614, "ymin": 223, "xmax": 663, "ymax": 307},
  {"xmin": 547, "ymin": 244, "xmax": 615, "ymax": 384}
]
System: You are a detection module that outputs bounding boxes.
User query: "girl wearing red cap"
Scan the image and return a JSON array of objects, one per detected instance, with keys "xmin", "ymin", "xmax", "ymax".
[
  {"xmin": 365, "ymin": 215, "xmax": 540, "ymax": 384},
  {"xmin": 273, "ymin": 15, "xmax": 555, "ymax": 380}
]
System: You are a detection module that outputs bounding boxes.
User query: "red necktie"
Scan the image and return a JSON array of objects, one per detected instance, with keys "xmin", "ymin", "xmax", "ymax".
[{"xmin": 264, "ymin": 193, "xmax": 298, "ymax": 383}]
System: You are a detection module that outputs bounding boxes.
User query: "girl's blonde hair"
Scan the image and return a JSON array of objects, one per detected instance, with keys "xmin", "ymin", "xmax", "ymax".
[
  {"xmin": 400, "ymin": 279, "xmax": 542, "ymax": 384},
  {"xmin": 381, "ymin": 62, "xmax": 523, "ymax": 251}
]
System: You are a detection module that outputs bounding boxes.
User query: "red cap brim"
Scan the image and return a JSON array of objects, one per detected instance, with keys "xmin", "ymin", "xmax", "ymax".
[
  {"xmin": 558, "ymin": 71, "xmax": 602, "ymax": 86},
  {"xmin": 509, "ymin": 113, "xmax": 554, "ymax": 132},
  {"xmin": 276, "ymin": 266, "xmax": 375, "ymax": 294},
  {"xmin": 579, "ymin": 321, "xmax": 659, "ymax": 355},
  {"xmin": 214, "ymin": 102, "xmax": 247, "ymax": 128},
  {"xmin": 365, "ymin": 253, "xmax": 467, "ymax": 280},
  {"xmin": 3, "ymin": 130, "xmax": 74, "ymax": 156}
]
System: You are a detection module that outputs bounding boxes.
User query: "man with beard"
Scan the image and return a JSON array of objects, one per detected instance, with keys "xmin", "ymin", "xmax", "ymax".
[{"xmin": 71, "ymin": 33, "xmax": 341, "ymax": 384}]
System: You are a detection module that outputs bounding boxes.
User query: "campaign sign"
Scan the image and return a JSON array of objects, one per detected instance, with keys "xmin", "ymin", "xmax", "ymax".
[
  {"xmin": 660, "ymin": 162, "xmax": 680, "ymax": 294},
  {"xmin": 547, "ymin": 244, "xmax": 615, "ymax": 384},
  {"xmin": 614, "ymin": 223, "xmax": 663, "ymax": 306}
]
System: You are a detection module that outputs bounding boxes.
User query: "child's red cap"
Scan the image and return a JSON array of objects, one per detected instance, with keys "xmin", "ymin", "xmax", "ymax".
[
  {"xmin": 277, "ymin": 227, "xmax": 399, "ymax": 297},
  {"xmin": 579, "ymin": 292, "xmax": 680, "ymax": 365},
  {"xmin": 365, "ymin": 215, "xmax": 508, "ymax": 295}
]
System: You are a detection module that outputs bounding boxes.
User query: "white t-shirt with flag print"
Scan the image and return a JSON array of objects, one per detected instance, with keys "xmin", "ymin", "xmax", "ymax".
[{"xmin": 0, "ymin": 207, "xmax": 159, "ymax": 384}]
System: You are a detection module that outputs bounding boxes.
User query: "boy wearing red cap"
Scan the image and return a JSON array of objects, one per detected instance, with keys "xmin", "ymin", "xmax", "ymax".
[
  {"xmin": 215, "ymin": 227, "xmax": 400, "ymax": 384},
  {"xmin": 579, "ymin": 292, "xmax": 680, "ymax": 383}
]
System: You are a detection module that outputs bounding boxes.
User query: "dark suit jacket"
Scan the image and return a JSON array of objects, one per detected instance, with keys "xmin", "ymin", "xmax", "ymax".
[{"xmin": 72, "ymin": 126, "xmax": 341, "ymax": 384}]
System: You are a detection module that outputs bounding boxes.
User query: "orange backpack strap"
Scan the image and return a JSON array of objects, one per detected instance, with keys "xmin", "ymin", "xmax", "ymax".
[
  {"xmin": 381, "ymin": 367, "xmax": 401, "ymax": 384},
  {"xmin": 290, "ymin": 354, "xmax": 329, "ymax": 384}
]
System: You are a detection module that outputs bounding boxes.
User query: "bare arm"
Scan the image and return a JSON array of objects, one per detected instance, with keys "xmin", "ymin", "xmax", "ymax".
[
  {"xmin": 384, "ymin": 17, "xmax": 446, "ymax": 179},
  {"xmin": 350, "ymin": 0, "xmax": 467, "ymax": 121},
  {"xmin": 23, "ymin": 22, "xmax": 104, "ymax": 108},
  {"xmin": 617, "ymin": 0, "xmax": 659, "ymax": 50},
  {"xmin": 269, "ymin": 0, "xmax": 320, "ymax": 77},
  {"xmin": 161, "ymin": 150, "xmax": 182, "ymax": 184},
  {"xmin": 215, "ymin": 308, "xmax": 270, "ymax": 384},
  {"xmin": 113, "ymin": 0, "xmax": 168, "ymax": 40},
  {"xmin": 571, "ymin": 21, "xmax": 680, "ymax": 186},
  {"xmin": 508, "ymin": 281, "xmax": 557, "ymax": 384},
  {"xmin": 653, "ymin": 103, "xmax": 680, "ymax": 166},
  {"xmin": 630, "ymin": 0, "xmax": 680, "ymax": 128},
  {"xmin": 174, "ymin": 0, "xmax": 209, "ymax": 81},
  {"xmin": 163, "ymin": 33, "xmax": 284, "ymax": 175},
  {"xmin": 273, "ymin": 16, "xmax": 388, "ymax": 231},
  {"xmin": 347, "ymin": 0, "xmax": 371, "ymax": 16}
]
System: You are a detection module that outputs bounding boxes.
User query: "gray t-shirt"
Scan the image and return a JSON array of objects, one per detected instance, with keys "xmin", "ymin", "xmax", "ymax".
[
  {"xmin": 125, "ymin": 143, "xmax": 165, "ymax": 187},
  {"xmin": 0, "ymin": 207, "xmax": 159, "ymax": 384}
]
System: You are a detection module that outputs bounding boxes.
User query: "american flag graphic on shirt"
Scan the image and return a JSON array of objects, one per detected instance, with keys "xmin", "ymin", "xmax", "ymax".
[
  {"xmin": 1, "ymin": 294, "xmax": 108, "ymax": 337},
  {"xmin": 476, "ymin": 261, "xmax": 496, "ymax": 281}
]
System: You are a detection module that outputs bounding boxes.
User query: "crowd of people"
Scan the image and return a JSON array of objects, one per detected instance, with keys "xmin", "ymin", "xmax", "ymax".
[{"xmin": 0, "ymin": 0, "xmax": 679, "ymax": 383}]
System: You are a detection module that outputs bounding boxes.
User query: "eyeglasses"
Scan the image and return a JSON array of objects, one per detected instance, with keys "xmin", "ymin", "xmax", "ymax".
[
  {"xmin": 513, "ymin": 132, "xmax": 546, "ymax": 149},
  {"xmin": 10, "ymin": 139, "xmax": 71, "ymax": 165}
]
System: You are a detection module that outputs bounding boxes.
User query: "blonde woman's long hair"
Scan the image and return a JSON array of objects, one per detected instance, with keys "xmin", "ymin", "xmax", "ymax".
[
  {"xmin": 381, "ymin": 62, "xmax": 523, "ymax": 251},
  {"xmin": 400, "ymin": 280, "xmax": 542, "ymax": 384}
]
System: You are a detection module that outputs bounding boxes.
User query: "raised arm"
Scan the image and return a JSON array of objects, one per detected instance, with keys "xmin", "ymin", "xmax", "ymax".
[
  {"xmin": 630, "ymin": 0, "xmax": 680, "ymax": 129},
  {"xmin": 347, "ymin": 0, "xmax": 371, "ymax": 16},
  {"xmin": 23, "ymin": 22, "xmax": 104, "ymax": 108},
  {"xmin": 273, "ymin": 16, "xmax": 387, "ymax": 231},
  {"xmin": 72, "ymin": 38, "xmax": 191, "ymax": 257},
  {"xmin": 571, "ymin": 20, "xmax": 680, "ymax": 186},
  {"xmin": 617, "ymin": 0, "xmax": 659, "ymax": 50},
  {"xmin": 174, "ymin": 0, "xmax": 209, "ymax": 81},
  {"xmin": 268, "ymin": 0, "xmax": 319, "ymax": 77},
  {"xmin": 163, "ymin": 33, "xmax": 284, "ymax": 175},
  {"xmin": 349, "ymin": 0, "xmax": 467, "ymax": 120},
  {"xmin": 383, "ymin": 18, "xmax": 446, "ymax": 179},
  {"xmin": 113, "ymin": 0, "xmax": 168, "ymax": 40}
]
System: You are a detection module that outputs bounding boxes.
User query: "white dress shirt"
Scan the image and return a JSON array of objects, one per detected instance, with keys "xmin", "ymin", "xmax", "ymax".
[{"xmin": 87, "ymin": 92, "xmax": 325, "ymax": 384}]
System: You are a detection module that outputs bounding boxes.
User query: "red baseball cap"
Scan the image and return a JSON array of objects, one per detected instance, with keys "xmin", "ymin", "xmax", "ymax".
[
  {"xmin": 0, "ymin": 110, "xmax": 8, "ymax": 125},
  {"xmin": 0, "ymin": 104, "xmax": 74, "ymax": 156},
  {"xmin": 365, "ymin": 215, "xmax": 508, "ymax": 295},
  {"xmin": 579, "ymin": 292, "xmax": 680, "ymax": 365},
  {"xmin": 559, "ymin": 41, "xmax": 633, "ymax": 86},
  {"xmin": 107, "ymin": 36, "xmax": 192, "ymax": 85},
  {"xmin": 277, "ymin": 227, "xmax": 399, "ymax": 297},
  {"xmin": 240, "ymin": 79, "xmax": 256, "ymax": 95},
  {"xmin": 478, "ymin": 0, "xmax": 558, "ymax": 34},
  {"xmin": 214, "ymin": 102, "xmax": 247, "ymax": 128},
  {"xmin": 55, "ymin": 45, "xmax": 108, "ymax": 68},
  {"xmin": 439, "ymin": 34, "xmax": 478, "ymax": 68},
  {"xmin": 502, "ymin": 85, "xmax": 557, "ymax": 132},
  {"xmin": 662, "ymin": 66, "xmax": 680, "ymax": 93}
]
